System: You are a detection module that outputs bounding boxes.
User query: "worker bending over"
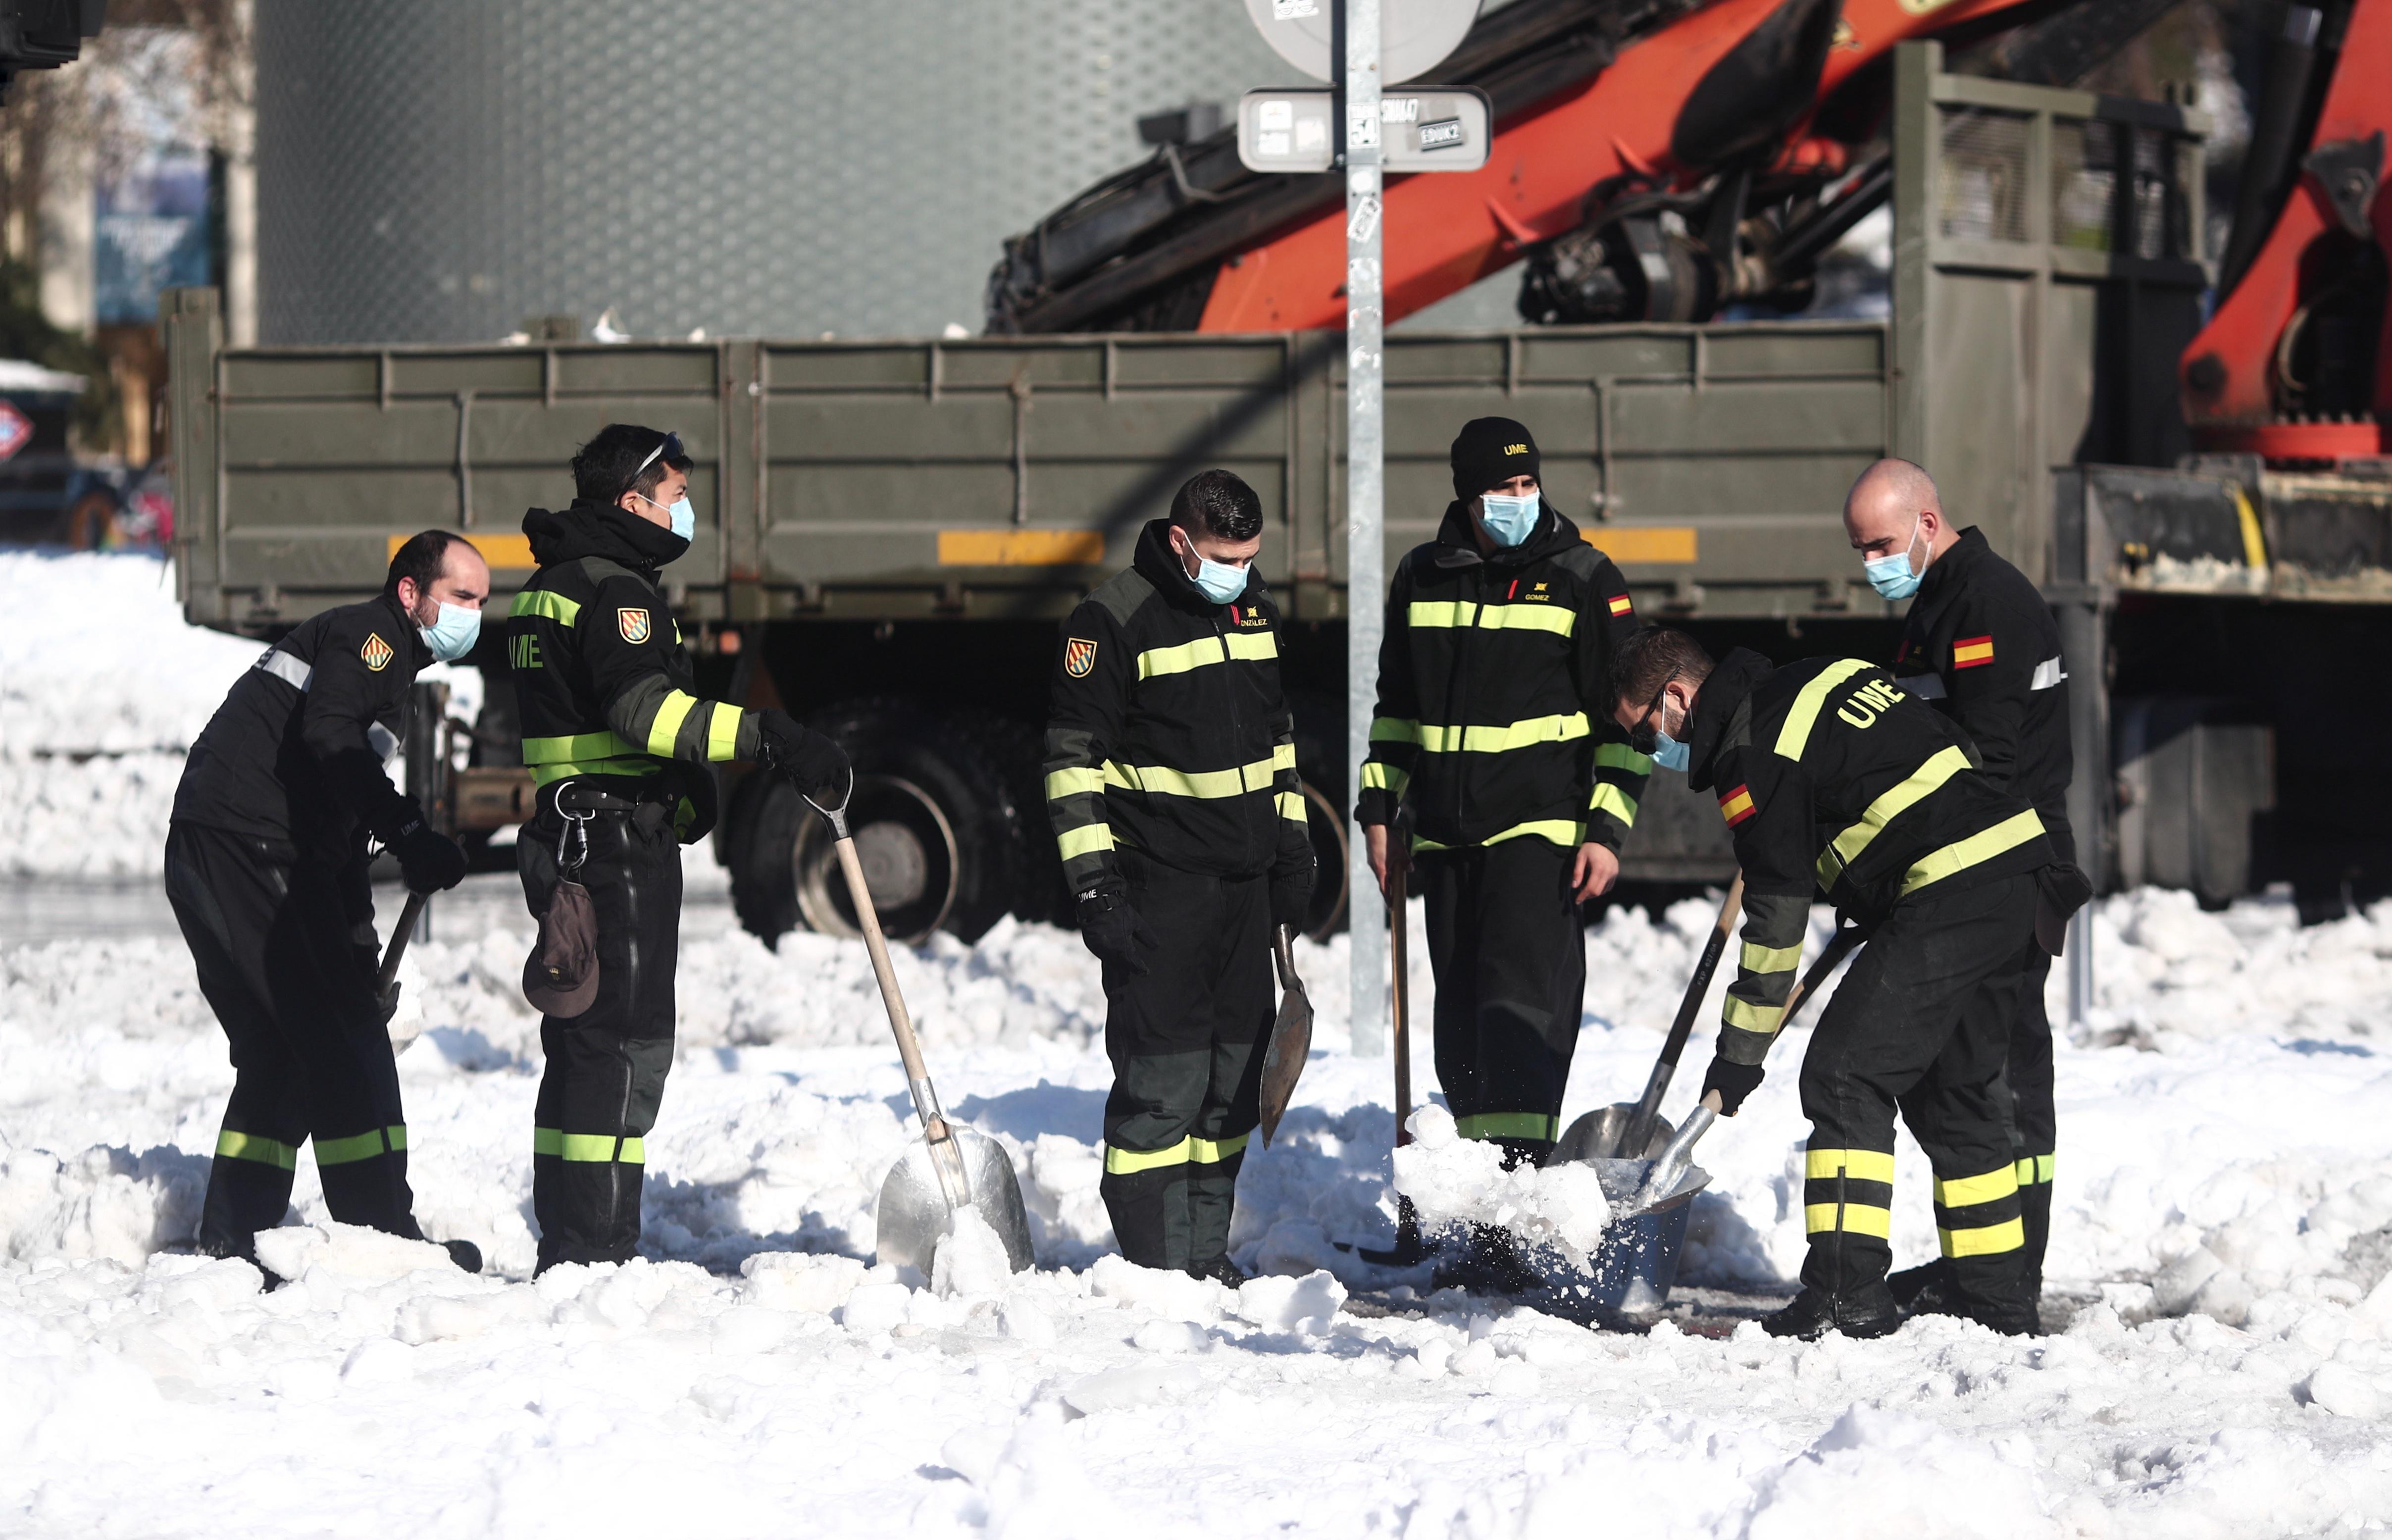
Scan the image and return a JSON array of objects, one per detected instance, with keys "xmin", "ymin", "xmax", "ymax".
[
  {"xmin": 1356, "ymin": 417, "xmax": 1647, "ymax": 1292},
  {"xmin": 1612, "ymin": 627, "xmax": 2054, "ymax": 1337},
  {"xmin": 1043, "ymin": 469, "xmax": 1314, "ymax": 1283}
]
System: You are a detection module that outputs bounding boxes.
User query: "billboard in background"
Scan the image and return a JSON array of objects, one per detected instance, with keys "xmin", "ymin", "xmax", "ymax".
[{"xmin": 96, "ymin": 147, "xmax": 212, "ymax": 326}]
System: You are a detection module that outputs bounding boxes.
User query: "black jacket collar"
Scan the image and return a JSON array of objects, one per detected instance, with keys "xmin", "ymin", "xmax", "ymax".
[
  {"xmin": 1133, "ymin": 518, "xmax": 1262, "ymax": 612},
  {"xmin": 522, "ymin": 499, "xmax": 690, "ymax": 574},
  {"xmin": 1913, "ymin": 526, "xmax": 1989, "ymax": 609},
  {"xmin": 372, "ymin": 589, "xmax": 433, "ymax": 670},
  {"xmin": 1684, "ymin": 648, "xmax": 1775, "ymax": 792},
  {"xmin": 1428, "ymin": 496, "xmax": 1584, "ymax": 571}
]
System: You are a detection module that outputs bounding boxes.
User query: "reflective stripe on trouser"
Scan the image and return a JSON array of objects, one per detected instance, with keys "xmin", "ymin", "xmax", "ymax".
[
  {"xmin": 1795, "ymin": 871, "xmax": 2038, "ymax": 1307},
  {"xmin": 1932, "ymin": 1161, "xmax": 2025, "ymax": 1259},
  {"xmin": 165, "ymin": 821, "xmax": 421, "ymax": 1260},
  {"xmin": 1419, "ymin": 837, "xmax": 1584, "ymax": 1170},
  {"xmin": 1098, "ymin": 850, "xmax": 1272, "ymax": 1272},
  {"xmin": 517, "ymin": 801, "xmax": 683, "ymax": 1271},
  {"xmin": 2006, "ymin": 942, "xmax": 2058, "ymax": 1287}
]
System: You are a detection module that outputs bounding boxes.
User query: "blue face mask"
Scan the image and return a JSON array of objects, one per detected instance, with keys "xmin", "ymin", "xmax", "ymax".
[
  {"xmin": 1478, "ymin": 490, "xmax": 1540, "ymax": 548},
  {"xmin": 638, "ymin": 491, "xmax": 698, "ymax": 544},
  {"xmin": 1650, "ymin": 727, "xmax": 1691, "ymax": 773},
  {"xmin": 1863, "ymin": 516, "xmax": 1924, "ymax": 600},
  {"xmin": 417, "ymin": 600, "xmax": 480, "ymax": 663},
  {"xmin": 1174, "ymin": 531, "xmax": 1250, "ymax": 605}
]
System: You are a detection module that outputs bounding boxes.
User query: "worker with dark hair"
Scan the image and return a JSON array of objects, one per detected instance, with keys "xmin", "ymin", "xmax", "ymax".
[
  {"xmin": 168, "ymin": 528, "xmax": 490, "ymax": 1277},
  {"xmin": 1042, "ymin": 467, "xmax": 1315, "ymax": 1282},
  {"xmin": 1843, "ymin": 458, "xmax": 2086, "ymax": 1324},
  {"xmin": 508, "ymin": 423, "xmax": 849, "ymax": 1272},
  {"xmin": 1355, "ymin": 416, "xmax": 1648, "ymax": 1293},
  {"xmin": 1609, "ymin": 626, "xmax": 2053, "ymax": 1338}
]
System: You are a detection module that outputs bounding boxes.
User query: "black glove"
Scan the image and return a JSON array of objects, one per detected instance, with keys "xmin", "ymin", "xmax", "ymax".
[
  {"xmin": 755, "ymin": 709, "xmax": 851, "ymax": 800},
  {"xmin": 1271, "ymin": 858, "xmax": 1314, "ymax": 933},
  {"xmin": 1075, "ymin": 883, "xmax": 1157, "ymax": 974},
  {"xmin": 392, "ymin": 818, "xmax": 468, "ymax": 894},
  {"xmin": 1702, "ymin": 1054, "xmax": 1766, "ymax": 1117}
]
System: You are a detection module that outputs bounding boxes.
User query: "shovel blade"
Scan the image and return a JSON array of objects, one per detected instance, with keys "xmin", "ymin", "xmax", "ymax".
[
  {"xmin": 1553, "ymin": 1103, "xmax": 1676, "ymax": 1165},
  {"xmin": 874, "ymin": 1125, "xmax": 1036, "ymax": 1278},
  {"xmin": 1256, "ymin": 982, "xmax": 1314, "ymax": 1147}
]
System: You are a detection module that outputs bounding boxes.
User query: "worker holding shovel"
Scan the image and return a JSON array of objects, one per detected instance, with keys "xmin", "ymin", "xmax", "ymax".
[{"xmin": 1610, "ymin": 627, "xmax": 2055, "ymax": 1339}]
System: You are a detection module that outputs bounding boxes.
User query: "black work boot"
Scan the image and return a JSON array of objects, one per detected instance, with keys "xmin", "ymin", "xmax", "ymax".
[
  {"xmin": 1888, "ymin": 1258, "xmax": 1957, "ymax": 1314},
  {"xmin": 1188, "ymin": 1254, "xmax": 1249, "ymax": 1288},
  {"xmin": 1432, "ymin": 1225, "xmax": 1544, "ymax": 1296},
  {"xmin": 1762, "ymin": 1282, "xmax": 1900, "ymax": 1340},
  {"xmin": 441, "ymin": 1238, "xmax": 484, "ymax": 1274}
]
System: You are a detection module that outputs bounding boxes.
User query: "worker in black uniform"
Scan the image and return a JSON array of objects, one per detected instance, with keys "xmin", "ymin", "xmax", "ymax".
[
  {"xmin": 506, "ymin": 424, "xmax": 848, "ymax": 1273},
  {"xmin": 1354, "ymin": 417, "xmax": 1647, "ymax": 1290},
  {"xmin": 1043, "ymin": 469, "xmax": 1314, "ymax": 1283},
  {"xmin": 1610, "ymin": 627, "xmax": 2054, "ymax": 1338},
  {"xmin": 1843, "ymin": 458, "xmax": 2085, "ymax": 1322},
  {"xmin": 167, "ymin": 529, "xmax": 487, "ymax": 1276}
]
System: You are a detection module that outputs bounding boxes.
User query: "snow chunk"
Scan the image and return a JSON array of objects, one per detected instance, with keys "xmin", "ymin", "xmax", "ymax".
[
  {"xmin": 1391, "ymin": 1104, "xmax": 1616, "ymax": 1258},
  {"xmin": 1230, "ymin": 1269, "xmax": 1345, "ymax": 1335},
  {"xmin": 252, "ymin": 1221, "xmax": 457, "ymax": 1283}
]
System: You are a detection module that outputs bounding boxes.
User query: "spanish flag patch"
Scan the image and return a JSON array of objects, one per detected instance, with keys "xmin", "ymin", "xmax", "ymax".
[
  {"xmin": 1953, "ymin": 634, "xmax": 1995, "ymax": 669},
  {"xmin": 1719, "ymin": 784, "xmax": 1756, "ymax": 827},
  {"xmin": 1606, "ymin": 594, "xmax": 1633, "ymax": 617}
]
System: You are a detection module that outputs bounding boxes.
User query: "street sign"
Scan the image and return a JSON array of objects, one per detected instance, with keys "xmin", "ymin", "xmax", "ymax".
[
  {"xmin": 1240, "ymin": 0, "xmax": 1478, "ymax": 85},
  {"xmin": 1236, "ymin": 88, "xmax": 1491, "ymax": 174}
]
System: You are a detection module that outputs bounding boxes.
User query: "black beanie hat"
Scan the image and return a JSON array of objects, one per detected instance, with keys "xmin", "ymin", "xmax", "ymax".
[{"xmin": 1451, "ymin": 417, "xmax": 1540, "ymax": 501}]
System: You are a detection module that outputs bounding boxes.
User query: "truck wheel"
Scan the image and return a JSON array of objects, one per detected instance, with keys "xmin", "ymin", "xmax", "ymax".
[
  {"xmin": 1297, "ymin": 779, "xmax": 1349, "ymax": 939},
  {"xmin": 725, "ymin": 699, "xmax": 1023, "ymax": 946}
]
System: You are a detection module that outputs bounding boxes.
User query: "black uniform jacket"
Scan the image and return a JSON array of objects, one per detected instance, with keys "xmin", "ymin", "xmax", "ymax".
[
  {"xmin": 1356, "ymin": 500, "xmax": 1648, "ymax": 852},
  {"xmin": 1895, "ymin": 526, "xmax": 2075, "ymax": 864},
  {"xmin": 172, "ymin": 591, "xmax": 427, "ymax": 865},
  {"xmin": 1042, "ymin": 519, "xmax": 1312, "ymax": 895},
  {"xmin": 506, "ymin": 501, "xmax": 756, "ymax": 838},
  {"xmin": 1687, "ymin": 649, "xmax": 2052, "ymax": 1065}
]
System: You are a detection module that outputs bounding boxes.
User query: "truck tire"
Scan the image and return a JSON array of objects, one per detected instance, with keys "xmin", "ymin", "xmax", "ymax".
[
  {"xmin": 945, "ymin": 706, "xmax": 1069, "ymax": 925},
  {"xmin": 725, "ymin": 698, "xmax": 1026, "ymax": 947}
]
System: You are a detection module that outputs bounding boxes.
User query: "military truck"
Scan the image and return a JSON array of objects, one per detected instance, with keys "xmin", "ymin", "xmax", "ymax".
[{"xmin": 161, "ymin": 47, "xmax": 2392, "ymax": 946}]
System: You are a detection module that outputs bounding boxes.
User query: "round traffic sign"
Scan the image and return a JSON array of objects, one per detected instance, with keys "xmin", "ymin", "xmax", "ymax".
[{"xmin": 1240, "ymin": 0, "xmax": 1480, "ymax": 86}]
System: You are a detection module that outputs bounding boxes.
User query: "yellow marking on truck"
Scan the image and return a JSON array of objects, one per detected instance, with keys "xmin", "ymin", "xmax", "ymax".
[
  {"xmin": 387, "ymin": 532, "xmax": 536, "ymax": 569},
  {"xmin": 937, "ymin": 529, "xmax": 1108, "ymax": 566},
  {"xmin": 1590, "ymin": 526, "xmax": 1697, "ymax": 564}
]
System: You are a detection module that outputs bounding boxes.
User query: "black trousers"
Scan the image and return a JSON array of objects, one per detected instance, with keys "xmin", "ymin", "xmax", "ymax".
[
  {"xmin": 1097, "ymin": 850, "xmax": 1272, "ymax": 1272},
  {"xmin": 1417, "ymin": 836, "xmax": 1585, "ymax": 1168},
  {"xmin": 517, "ymin": 798, "xmax": 682, "ymax": 1271},
  {"xmin": 2008, "ymin": 943, "xmax": 2056, "ymax": 1286},
  {"xmin": 1798, "ymin": 872, "xmax": 2037, "ymax": 1308},
  {"xmin": 164, "ymin": 821, "xmax": 418, "ymax": 1260}
]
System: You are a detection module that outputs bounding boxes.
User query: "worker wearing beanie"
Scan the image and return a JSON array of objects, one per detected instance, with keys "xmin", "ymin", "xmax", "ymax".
[{"xmin": 1355, "ymin": 417, "xmax": 1647, "ymax": 1292}]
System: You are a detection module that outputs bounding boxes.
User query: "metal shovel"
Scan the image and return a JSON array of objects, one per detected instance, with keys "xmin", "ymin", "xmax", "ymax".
[
  {"xmin": 1256, "ymin": 925, "xmax": 1313, "ymax": 1146},
  {"xmin": 803, "ymin": 777, "xmax": 1034, "ymax": 1278},
  {"xmin": 378, "ymin": 890, "xmax": 430, "ymax": 1052}
]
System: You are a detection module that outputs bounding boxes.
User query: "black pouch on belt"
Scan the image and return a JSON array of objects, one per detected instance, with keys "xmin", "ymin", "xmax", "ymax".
[
  {"xmin": 524, "ymin": 801, "xmax": 602, "ymax": 1017},
  {"xmin": 2034, "ymin": 861, "xmax": 2094, "ymax": 956}
]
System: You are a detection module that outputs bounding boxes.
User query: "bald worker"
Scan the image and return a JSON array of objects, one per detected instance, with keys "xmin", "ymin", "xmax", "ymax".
[{"xmin": 1844, "ymin": 459, "xmax": 2087, "ymax": 1327}]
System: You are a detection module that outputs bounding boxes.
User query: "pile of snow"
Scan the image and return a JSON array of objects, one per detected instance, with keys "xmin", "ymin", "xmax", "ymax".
[{"xmin": 1393, "ymin": 1103, "xmax": 1617, "ymax": 1260}]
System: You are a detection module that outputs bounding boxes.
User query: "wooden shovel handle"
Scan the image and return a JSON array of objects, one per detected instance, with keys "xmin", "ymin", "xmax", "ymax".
[
  {"xmin": 377, "ymin": 891, "xmax": 429, "ymax": 995},
  {"xmin": 832, "ymin": 835, "xmax": 939, "ymax": 1126}
]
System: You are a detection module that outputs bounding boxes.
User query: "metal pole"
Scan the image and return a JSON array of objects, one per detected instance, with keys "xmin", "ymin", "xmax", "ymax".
[{"xmin": 1344, "ymin": 0, "xmax": 1386, "ymax": 1058}]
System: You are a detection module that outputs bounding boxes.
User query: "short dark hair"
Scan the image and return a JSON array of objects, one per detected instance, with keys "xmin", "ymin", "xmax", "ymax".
[
  {"xmin": 385, "ymin": 529, "xmax": 472, "ymax": 601},
  {"xmin": 572, "ymin": 423, "xmax": 691, "ymax": 505},
  {"xmin": 1169, "ymin": 469, "xmax": 1264, "ymax": 542},
  {"xmin": 1608, "ymin": 626, "xmax": 1714, "ymax": 711}
]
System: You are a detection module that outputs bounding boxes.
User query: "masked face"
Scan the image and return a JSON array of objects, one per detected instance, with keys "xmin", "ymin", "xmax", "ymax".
[
  {"xmin": 637, "ymin": 490, "xmax": 697, "ymax": 543},
  {"xmin": 1628, "ymin": 682, "xmax": 1691, "ymax": 772},
  {"xmin": 1476, "ymin": 488, "xmax": 1540, "ymax": 548},
  {"xmin": 1171, "ymin": 525, "xmax": 1253, "ymax": 605},
  {"xmin": 1862, "ymin": 512, "xmax": 1925, "ymax": 600},
  {"xmin": 416, "ymin": 601, "xmax": 481, "ymax": 662}
]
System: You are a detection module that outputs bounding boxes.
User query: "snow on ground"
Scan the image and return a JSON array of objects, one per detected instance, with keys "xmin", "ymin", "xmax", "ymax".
[{"xmin": 4, "ymin": 551, "xmax": 2392, "ymax": 1537}]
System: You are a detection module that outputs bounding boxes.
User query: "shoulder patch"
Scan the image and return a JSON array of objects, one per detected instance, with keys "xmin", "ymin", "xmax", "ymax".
[
  {"xmin": 1064, "ymin": 637, "xmax": 1098, "ymax": 677},
  {"xmin": 1718, "ymin": 783, "xmax": 1756, "ymax": 827},
  {"xmin": 618, "ymin": 608, "xmax": 652, "ymax": 644},
  {"xmin": 360, "ymin": 632, "xmax": 394, "ymax": 672},
  {"xmin": 1953, "ymin": 634, "xmax": 1994, "ymax": 669},
  {"xmin": 1606, "ymin": 593, "xmax": 1633, "ymax": 618}
]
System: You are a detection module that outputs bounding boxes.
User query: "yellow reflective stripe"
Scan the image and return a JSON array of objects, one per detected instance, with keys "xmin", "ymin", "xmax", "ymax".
[
  {"xmin": 1271, "ymin": 742, "xmax": 1296, "ymax": 772},
  {"xmin": 705, "ymin": 702, "xmax": 743, "ymax": 762},
  {"xmin": 1225, "ymin": 632, "xmax": 1276, "ymax": 663},
  {"xmin": 1722, "ymin": 996, "xmax": 1784, "ymax": 1034},
  {"xmin": 1416, "ymin": 712, "xmax": 1590, "ymax": 754},
  {"xmin": 1775, "ymin": 659, "xmax": 1874, "ymax": 760},
  {"xmin": 1816, "ymin": 744, "xmax": 1973, "ymax": 890},
  {"xmin": 509, "ymin": 588, "xmax": 582, "ymax": 626},
  {"xmin": 214, "ymin": 1129, "xmax": 298, "ymax": 1171},
  {"xmin": 1934, "ymin": 1165, "xmax": 2019, "ymax": 1208},
  {"xmin": 313, "ymin": 1127, "xmax": 403, "ymax": 1166},
  {"xmin": 1455, "ymin": 1113, "xmax": 1561, "ymax": 1142},
  {"xmin": 646, "ymin": 690, "xmax": 700, "ymax": 757},
  {"xmin": 1057, "ymin": 824, "xmax": 1116, "ymax": 861},
  {"xmin": 1805, "ymin": 1203, "xmax": 1893, "ymax": 1237},
  {"xmin": 1370, "ymin": 717, "xmax": 1422, "ymax": 744},
  {"xmin": 1805, "ymin": 1147, "xmax": 1897, "ymax": 1183},
  {"xmin": 1103, "ymin": 1132, "xmax": 1252, "ymax": 1176},
  {"xmin": 1588, "ymin": 783, "xmax": 1638, "ymax": 827},
  {"xmin": 529, "ymin": 760, "xmax": 663, "ymax": 788},
  {"xmin": 1899, "ymin": 809, "xmax": 2045, "ymax": 898},
  {"xmin": 1278, "ymin": 791, "xmax": 1307, "ymax": 822},
  {"xmin": 1740, "ymin": 939, "xmax": 1803, "ymax": 974},
  {"xmin": 532, "ymin": 1129, "xmax": 646, "ymax": 1163},
  {"xmin": 1412, "ymin": 819, "xmax": 1583, "ymax": 854},
  {"xmin": 1045, "ymin": 766, "xmax": 1107, "ymax": 799},
  {"xmin": 1406, "ymin": 600, "xmax": 1576, "ymax": 637},
  {"xmin": 2016, "ymin": 1153, "xmax": 2055, "ymax": 1185},
  {"xmin": 1940, "ymin": 1217, "xmax": 2027, "ymax": 1257},
  {"xmin": 1102, "ymin": 754, "xmax": 1281, "ymax": 799},
  {"xmin": 1595, "ymin": 742, "xmax": 1653, "ymax": 773},
  {"xmin": 1360, "ymin": 761, "xmax": 1410, "ymax": 796},
  {"xmin": 522, "ymin": 730, "xmax": 644, "ymax": 765},
  {"xmin": 1135, "ymin": 630, "xmax": 1276, "ymax": 680}
]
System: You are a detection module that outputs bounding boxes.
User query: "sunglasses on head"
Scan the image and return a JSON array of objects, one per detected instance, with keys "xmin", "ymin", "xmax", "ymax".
[{"xmin": 633, "ymin": 431, "xmax": 684, "ymax": 479}]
